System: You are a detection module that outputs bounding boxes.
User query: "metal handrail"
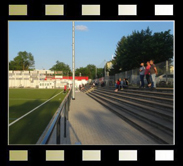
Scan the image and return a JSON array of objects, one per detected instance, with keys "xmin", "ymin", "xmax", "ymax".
[{"xmin": 39, "ymin": 88, "xmax": 72, "ymax": 144}]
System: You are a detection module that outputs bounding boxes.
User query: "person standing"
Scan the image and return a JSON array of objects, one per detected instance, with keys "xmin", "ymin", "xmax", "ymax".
[
  {"xmin": 139, "ymin": 63, "xmax": 145, "ymax": 88},
  {"xmin": 144, "ymin": 61, "xmax": 151, "ymax": 88},
  {"xmin": 149, "ymin": 60, "xmax": 158, "ymax": 89},
  {"xmin": 64, "ymin": 84, "xmax": 67, "ymax": 93}
]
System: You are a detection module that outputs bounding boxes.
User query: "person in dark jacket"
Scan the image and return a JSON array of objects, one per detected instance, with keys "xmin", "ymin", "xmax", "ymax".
[{"xmin": 139, "ymin": 63, "xmax": 145, "ymax": 88}]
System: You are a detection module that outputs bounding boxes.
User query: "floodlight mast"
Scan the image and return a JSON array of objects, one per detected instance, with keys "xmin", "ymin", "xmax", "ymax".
[
  {"xmin": 72, "ymin": 21, "xmax": 75, "ymax": 100},
  {"xmin": 104, "ymin": 60, "xmax": 106, "ymax": 77}
]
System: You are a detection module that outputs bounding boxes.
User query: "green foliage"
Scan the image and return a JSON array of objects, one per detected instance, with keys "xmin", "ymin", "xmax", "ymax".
[
  {"xmin": 50, "ymin": 61, "xmax": 71, "ymax": 76},
  {"xmin": 97, "ymin": 68, "xmax": 104, "ymax": 78},
  {"xmin": 75, "ymin": 64, "xmax": 104, "ymax": 79},
  {"xmin": 9, "ymin": 51, "xmax": 35, "ymax": 70},
  {"xmin": 75, "ymin": 67, "xmax": 89, "ymax": 77},
  {"xmin": 75, "ymin": 64, "xmax": 95, "ymax": 79},
  {"xmin": 86, "ymin": 64, "xmax": 96, "ymax": 79},
  {"xmin": 111, "ymin": 27, "xmax": 173, "ymax": 74}
]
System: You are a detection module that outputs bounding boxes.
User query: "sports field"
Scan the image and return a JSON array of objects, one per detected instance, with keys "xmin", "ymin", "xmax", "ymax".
[{"xmin": 9, "ymin": 88, "xmax": 68, "ymax": 144}]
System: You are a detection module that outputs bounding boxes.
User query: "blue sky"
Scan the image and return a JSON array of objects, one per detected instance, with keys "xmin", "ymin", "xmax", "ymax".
[{"xmin": 9, "ymin": 21, "xmax": 174, "ymax": 70}]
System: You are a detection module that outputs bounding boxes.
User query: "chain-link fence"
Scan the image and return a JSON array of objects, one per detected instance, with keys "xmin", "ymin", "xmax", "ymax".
[{"xmin": 103, "ymin": 60, "xmax": 174, "ymax": 87}]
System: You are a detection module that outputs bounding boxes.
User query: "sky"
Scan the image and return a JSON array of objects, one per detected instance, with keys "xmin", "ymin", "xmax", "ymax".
[{"xmin": 8, "ymin": 21, "xmax": 174, "ymax": 70}]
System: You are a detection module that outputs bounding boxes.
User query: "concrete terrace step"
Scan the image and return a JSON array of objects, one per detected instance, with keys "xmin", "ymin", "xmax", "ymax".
[
  {"xmin": 94, "ymin": 89, "xmax": 173, "ymax": 111},
  {"xmin": 89, "ymin": 91, "xmax": 173, "ymax": 134},
  {"xmin": 97, "ymin": 88, "xmax": 173, "ymax": 104},
  {"xmin": 87, "ymin": 92, "xmax": 173, "ymax": 144},
  {"xmin": 85, "ymin": 87, "xmax": 96, "ymax": 94},
  {"xmin": 91, "ymin": 92, "xmax": 173, "ymax": 135},
  {"xmin": 80, "ymin": 86, "xmax": 92, "ymax": 93},
  {"xmin": 106, "ymin": 86, "xmax": 173, "ymax": 93},
  {"xmin": 67, "ymin": 92, "xmax": 160, "ymax": 144},
  {"xmin": 91, "ymin": 90, "xmax": 173, "ymax": 122},
  {"xmin": 104, "ymin": 87, "xmax": 173, "ymax": 99},
  {"xmin": 124, "ymin": 88, "xmax": 173, "ymax": 95},
  {"xmin": 126, "ymin": 87, "xmax": 173, "ymax": 93}
]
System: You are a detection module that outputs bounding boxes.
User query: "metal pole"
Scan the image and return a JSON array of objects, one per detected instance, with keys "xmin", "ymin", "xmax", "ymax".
[
  {"xmin": 56, "ymin": 116, "xmax": 60, "ymax": 144},
  {"xmin": 66, "ymin": 100, "xmax": 69, "ymax": 120},
  {"xmin": 64, "ymin": 104, "xmax": 67, "ymax": 138},
  {"xmin": 104, "ymin": 60, "xmax": 106, "ymax": 78},
  {"xmin": 166, "ymin": 60, "xmax": 168, "ymax": 85},
  {"xmin": 72, "ymin": 21, "xmax": 75, "ymax": 100}
]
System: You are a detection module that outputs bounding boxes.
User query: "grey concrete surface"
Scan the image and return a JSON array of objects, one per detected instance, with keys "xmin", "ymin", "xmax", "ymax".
[{"xmin": 59, "ymin": 91, "xmax": 157, "ymax": 145}]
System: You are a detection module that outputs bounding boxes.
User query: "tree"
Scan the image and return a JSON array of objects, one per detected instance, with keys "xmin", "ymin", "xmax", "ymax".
[
  {"xmin": 75, "ymin": 64, "xmax": 101, "ymax": 79},
  {"xmin": 151, "ymin": 30, "xmax": 173, "ymax": 63},
  {"xmin": 110, "ymin": 36, "xmax": 127, "ymax": 74},
  {"xmin": 111, "ymin": 27, "xmax": 173, "ymax": 74},
  {"xmin": 86, "ymin": 64, "xmax": 96, "ymax": 79},
  {"xmin": 50, "ymin": 61, "xmax": 71, "ymax": 76},
  {"xmin": 96, "ymin": 68, "xmax": 104, "ymax": 78},
  {"xmin": 9, "ymin": 51, "xmax": 35, "ymax": 70},
  {"xmin": 75, "ymin": 67, "xmax": 89, "ymax": 77}
]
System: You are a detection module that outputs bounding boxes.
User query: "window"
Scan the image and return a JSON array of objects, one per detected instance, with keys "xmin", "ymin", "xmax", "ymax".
[{"xmin": 163, "ymin": 75, "xmax": 167, "ymax": 78}]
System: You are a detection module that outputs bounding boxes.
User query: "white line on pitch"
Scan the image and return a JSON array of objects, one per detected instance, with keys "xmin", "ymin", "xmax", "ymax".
[{"xmin": 9, "ymin": 91, "xmax": 63, "ymax": 127}]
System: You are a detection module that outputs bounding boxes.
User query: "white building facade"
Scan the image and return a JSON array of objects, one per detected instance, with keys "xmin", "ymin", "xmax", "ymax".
[{"xmin": 9, "ymin": 70, "xmax": 88, "ymax": 89}]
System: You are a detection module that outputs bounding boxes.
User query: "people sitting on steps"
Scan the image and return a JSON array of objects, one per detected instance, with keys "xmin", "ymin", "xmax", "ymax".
[
  {"xmin": 118, "ymin": 78, "xmax": 123, "ymax": 90},
  {"xmin": 114, "ymin": 78, "xmax": 128, "ymax": 92},
  {"xmin": 122, "ymin": 78, "xmax": 128, "ymax": 89},
  {"xmin": 101, "ymin": 81, "xmax": 105, "ymax": 87},
  {"xmin": 114, "ymin": 80, "xmax": 119, "ymax": 92}
]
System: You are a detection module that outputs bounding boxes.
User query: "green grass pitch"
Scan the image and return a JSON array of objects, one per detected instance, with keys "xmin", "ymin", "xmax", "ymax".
[{"xmin": 9, "ymin": 88, "xmax": 68, "ymax": 144}]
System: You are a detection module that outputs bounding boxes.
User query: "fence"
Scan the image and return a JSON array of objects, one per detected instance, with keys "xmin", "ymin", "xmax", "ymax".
[
  {"xmin": 37, "ymin": 88, "xmax": 72, "ymax": 144},
  {"xmin": 94, "ymin": 60, "xmax": 174, "ymax": 87},
  {"xmin": 113, "ymin": 60, "xmax": 174, "ymax": 86}
]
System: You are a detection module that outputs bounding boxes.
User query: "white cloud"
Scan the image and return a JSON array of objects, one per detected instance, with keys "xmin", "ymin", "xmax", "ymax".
[{"xmin": 75, "ymin": 25, "xmax": 88, "ymax": 31}]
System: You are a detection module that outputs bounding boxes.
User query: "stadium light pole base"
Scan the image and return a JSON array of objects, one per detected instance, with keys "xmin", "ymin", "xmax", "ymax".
[{"xmin": 72, "ymin": 97, "xmax": 75, "ymax": 100}]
